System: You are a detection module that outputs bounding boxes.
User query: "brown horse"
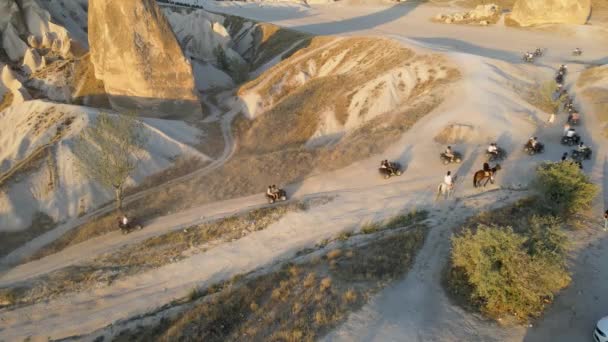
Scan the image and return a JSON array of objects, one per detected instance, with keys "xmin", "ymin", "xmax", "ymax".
[{"xmin": 473, "ymin": 164, "xmax": 501, "ymax": 188}]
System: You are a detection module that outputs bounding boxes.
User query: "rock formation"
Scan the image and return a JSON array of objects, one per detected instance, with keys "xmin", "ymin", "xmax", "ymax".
[
  {"xmin": 0, "ymin": 0, "xmax": 26, "ymax": 34},
  {"xmin": 22, "ymin": 47, "xmax": 46, "ymax": 75},
  {"xmin": 1, "ymin": 65, "xmax": 31, "ymax": 105},
  {"xmin": 2, "ymin": 23, "xmax": 28, "ymax": 61},
  {"xmin": 509, "ymin": 0, "xmax": 591, "ymax": 26},
  {"xmin": 435, "ymin": 4, "xmax": 500, "ymax": 25},
  {"xmin": 88, "ymin": 0, "xmax": 202, "ymax": 118}
]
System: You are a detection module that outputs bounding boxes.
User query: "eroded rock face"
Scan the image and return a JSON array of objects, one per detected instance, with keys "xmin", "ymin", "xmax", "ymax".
[
  {"xmin": 0, "ymin": 0, "xmax": 26, "ymax": 34},
  {"xmin": 2, "ymin": 23, "xmax": 28, "ymax": 61},
  {"xmin": 509, "ymin": 0, "xmax": 591, "ymax": 26},
  {"xmin": 88, "ymin": 0, "xmax": 202, "ymax": 118}
]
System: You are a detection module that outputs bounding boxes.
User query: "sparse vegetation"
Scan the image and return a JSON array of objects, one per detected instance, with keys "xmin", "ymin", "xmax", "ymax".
[
  {"xmin": 527, "ymin": 80, "xmax": 565, "ymax": 114},
  {"xmin": 449, "ymin": 223, "xmax": 570, "ymax": 321},
  {"xmin": 4, "ymin": 199, "xmax": 329, "ymax": 308},
  {"xmin": 73, "ymin": 111, "xmax": 148, "ymax": 210},
  {"xmin": 114, "ymin": 225, "xmax": 428, "ymax": 341},
  {"xmin": 361, "ymin": 210, "xmax": 429, "ymax": 234},
  {"xmin": 533, "ymin": 162, "xmax": 598, "ymax": 218},
  {"xmin": 0, "ymin": 91, "xmax": 14, "ymax": 112},
  {"xmin": 446, "ymin": 162, "xmax": 597, "ymax": 322}
]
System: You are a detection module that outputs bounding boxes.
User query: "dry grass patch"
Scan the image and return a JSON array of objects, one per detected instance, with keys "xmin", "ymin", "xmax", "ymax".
[
  {"xmin": 0, "ymin": 212, "xmax": 55, "ymax": 258},
  {"xmin": 0, "ymin": 91, "xmax": 13, "ymax": 112},
  {"xmin": 4, "ymin": 199, "xmax": 327, "ymax": 308},
  {"xmin": 252, "ymin": 23, "xmax": 312, "ymax": 70},
  {"xmin": 114, "ymin": 226, "xmax": 428, "ymax": 341},
  {"xmin": 361, "ymin": 210, "xmax": 429, "ymax": 234},
  {"xmin": 521, "ymin": 80, "xmax": 563, "ymax": 114},
  {"xmin": 125, "ymin": 156, "xmax": 209, "ymax": 196}
]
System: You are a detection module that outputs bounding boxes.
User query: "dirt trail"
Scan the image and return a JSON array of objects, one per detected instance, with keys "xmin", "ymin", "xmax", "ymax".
[
  {"xmin": 0, "ymin": 103, "xmax": 238, "ymax": 269},
  {"xmin": 2, "ymin": 2, "xmax": 608, "ymax": 340}
]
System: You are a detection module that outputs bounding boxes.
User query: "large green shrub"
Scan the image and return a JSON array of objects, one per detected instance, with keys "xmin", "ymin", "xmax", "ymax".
[
  {"xmin": 451, "ymin": 224, "xmax": 570, "ymax": 320},
  {"xmin": 533, "ymin": 162, "xmax": 598, "ymax": 217}
]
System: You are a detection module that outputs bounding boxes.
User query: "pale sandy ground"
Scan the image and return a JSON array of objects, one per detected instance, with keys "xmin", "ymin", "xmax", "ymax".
[{"xmin": 2, "ymin": 1, "xmax": 608, "ymax": 340}]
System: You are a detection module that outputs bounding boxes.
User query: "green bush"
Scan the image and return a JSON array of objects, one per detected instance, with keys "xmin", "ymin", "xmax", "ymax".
[
  {"xmin": 533, "ymin": 162, "xmax": 598, "ymax": 217},
  {"xmin": 451, "ymin": 224, "xmax": 570, "ymax": 320},
  {"xmin": 524, "ymin": 215, "xmax": 568, "ymax": 262}
]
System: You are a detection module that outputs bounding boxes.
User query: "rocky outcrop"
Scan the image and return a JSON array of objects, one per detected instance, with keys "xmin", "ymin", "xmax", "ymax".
[
  {"xmin": 509, "ymin": 0, "xmax": 591, "ymax": 26},
  {"xmin": 2, "ymin": 23, "xmax": 28, "ymax": 61},
  {"xmin": 22, "ymin": 48, "xmax": 46, "ymax": 74},
  {"xmin": 1, "ymin": 65, "xmax": 31, "ymax": 105},
  {"xmin": 88, "ymin": 0, "xmax": 202, "ymax": 118},
  {"xmin": 434, "ymin": 4, "xmax": 500, "ymax": 25},
  {"xmin": 0, "ymin": 0, "xmax": 26, "ymax": 34}
]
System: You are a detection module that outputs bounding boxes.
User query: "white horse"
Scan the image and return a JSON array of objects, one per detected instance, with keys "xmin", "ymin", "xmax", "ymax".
[{"xmin": 436, "ymin": 176, "xmax": 457, "ymax": 201}]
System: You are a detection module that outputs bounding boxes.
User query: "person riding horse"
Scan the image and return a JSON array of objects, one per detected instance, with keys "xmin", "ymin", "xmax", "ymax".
[
  {"xmin": 483, "ymin": 162, "xmax": 491, "ymax": 177},
  {"xmin": 474, "ymin": 164, "xmax": 501, "ymax": 188}
]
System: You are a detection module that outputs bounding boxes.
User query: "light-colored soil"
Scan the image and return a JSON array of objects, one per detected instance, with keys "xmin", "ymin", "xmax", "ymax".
[{"xmin": 3, "ymin": 1, "xmax": 608, "ymax": 341}]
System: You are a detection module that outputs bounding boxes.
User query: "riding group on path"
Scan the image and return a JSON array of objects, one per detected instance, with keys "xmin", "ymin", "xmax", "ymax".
[
  {"xmin": 116, "ymin": 53, "xmax": 592, "ymax": 232},
  {"xmin": 434, "ymin": 60, "xmax": 591, "ymax": 199}
]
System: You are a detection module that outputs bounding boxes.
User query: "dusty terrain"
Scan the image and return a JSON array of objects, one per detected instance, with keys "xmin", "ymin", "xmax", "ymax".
[{"xmin": 1, "ymin": 0, "xmax": 608, "ymax": 341}]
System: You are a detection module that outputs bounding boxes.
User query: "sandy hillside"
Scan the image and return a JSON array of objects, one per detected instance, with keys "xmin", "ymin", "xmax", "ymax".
[
  {"xmin": 0, "ymin": 101, "xmax": 207, "ymax": 233},
  {"xmin": 1, "ymin": 0, "xmax": 608, "ymax": 341}
]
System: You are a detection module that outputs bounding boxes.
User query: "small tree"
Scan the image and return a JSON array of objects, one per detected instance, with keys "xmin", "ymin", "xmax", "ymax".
[
  {"xmin": 533, "ymin": 162, "xmax": 598, "ymax": 218},
  {"xmin": 73, "ymin": 111, "xmax": 148, "ymax": 210}
]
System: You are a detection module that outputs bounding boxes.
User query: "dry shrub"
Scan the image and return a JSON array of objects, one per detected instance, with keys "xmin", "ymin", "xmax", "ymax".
[
  {"xmin": 6, "ymin": 202, "xmax": 306, "ymax": 308},
  {"xmin": 525, "ymin": 80, "xmax": 564, "ymax": 114},
  {"xmin": 326, "ymin": 249, "xmax": 342, "ymax": 260},
  {"xmin": 119, "ymin": 227, "xmax": 428, "ymax": 341},
  {"xmin": 0, "ymin": 91, "xmax": 14, "ymax": 112},
  {"xmin": 434, "ymin": 123, "xmax": 475, "ymax": 144}
]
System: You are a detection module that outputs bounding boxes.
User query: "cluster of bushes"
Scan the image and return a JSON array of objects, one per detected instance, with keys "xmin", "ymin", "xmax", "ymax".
[{"xmin": 447, "ymin": 161, "xmax": 597, "ymax": 322}]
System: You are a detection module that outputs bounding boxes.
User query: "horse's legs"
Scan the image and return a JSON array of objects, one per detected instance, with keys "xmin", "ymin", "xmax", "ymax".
[{"xmin": 483, "ymin": 176, "xmax": 491, "ymax": 187}]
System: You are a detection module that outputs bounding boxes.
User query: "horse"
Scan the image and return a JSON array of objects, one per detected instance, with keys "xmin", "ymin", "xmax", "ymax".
[
  {"xmin": 473, "ymin": 164, "xmax": 501, "ymax": 188},
  {"xmin": 436, "ymin": 175, "xmax": 457, "ymax": 201}
]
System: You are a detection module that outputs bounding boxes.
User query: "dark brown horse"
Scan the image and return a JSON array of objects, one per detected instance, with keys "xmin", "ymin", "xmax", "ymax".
[{"xmin": 473, "ymin": 164, "xmax": 501, "ymax": 188}]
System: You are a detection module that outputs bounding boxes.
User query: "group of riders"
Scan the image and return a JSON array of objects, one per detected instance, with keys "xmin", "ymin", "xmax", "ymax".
[
  {"xmin": 116, "ymin": 61, "xmax": 594, "ymax": 232},
  {"xmin": 523, "ymin": 48, "xmax": 582, "ymax": 63}
]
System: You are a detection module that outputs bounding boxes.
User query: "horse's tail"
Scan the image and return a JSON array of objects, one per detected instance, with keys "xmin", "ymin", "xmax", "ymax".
[
  {"xmin": 473, "ymin": 172, "xmax": 477, "ymax": 188},
  {"xmin": 436, "ymin": 184, "xmax": 442, "ymax": 201}
]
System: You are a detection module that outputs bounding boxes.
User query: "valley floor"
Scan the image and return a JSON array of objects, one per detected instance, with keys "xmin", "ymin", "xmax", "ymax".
[{"xmin": 1, "ymin": 1, "xmax": 608, "ymax": 340}]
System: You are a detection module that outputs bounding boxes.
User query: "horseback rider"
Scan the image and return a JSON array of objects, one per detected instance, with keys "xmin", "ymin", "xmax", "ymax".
[
  {"xmin": 444, "ymin": 171, "xmax": 454, "ymax": 189},
  {"xmin": 444, "ymin": 146, "xmax": 455, "ymax": 162},
  {"xmin": 483, "ymin": 162, "xmax": 491, "ymax": 177}
]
